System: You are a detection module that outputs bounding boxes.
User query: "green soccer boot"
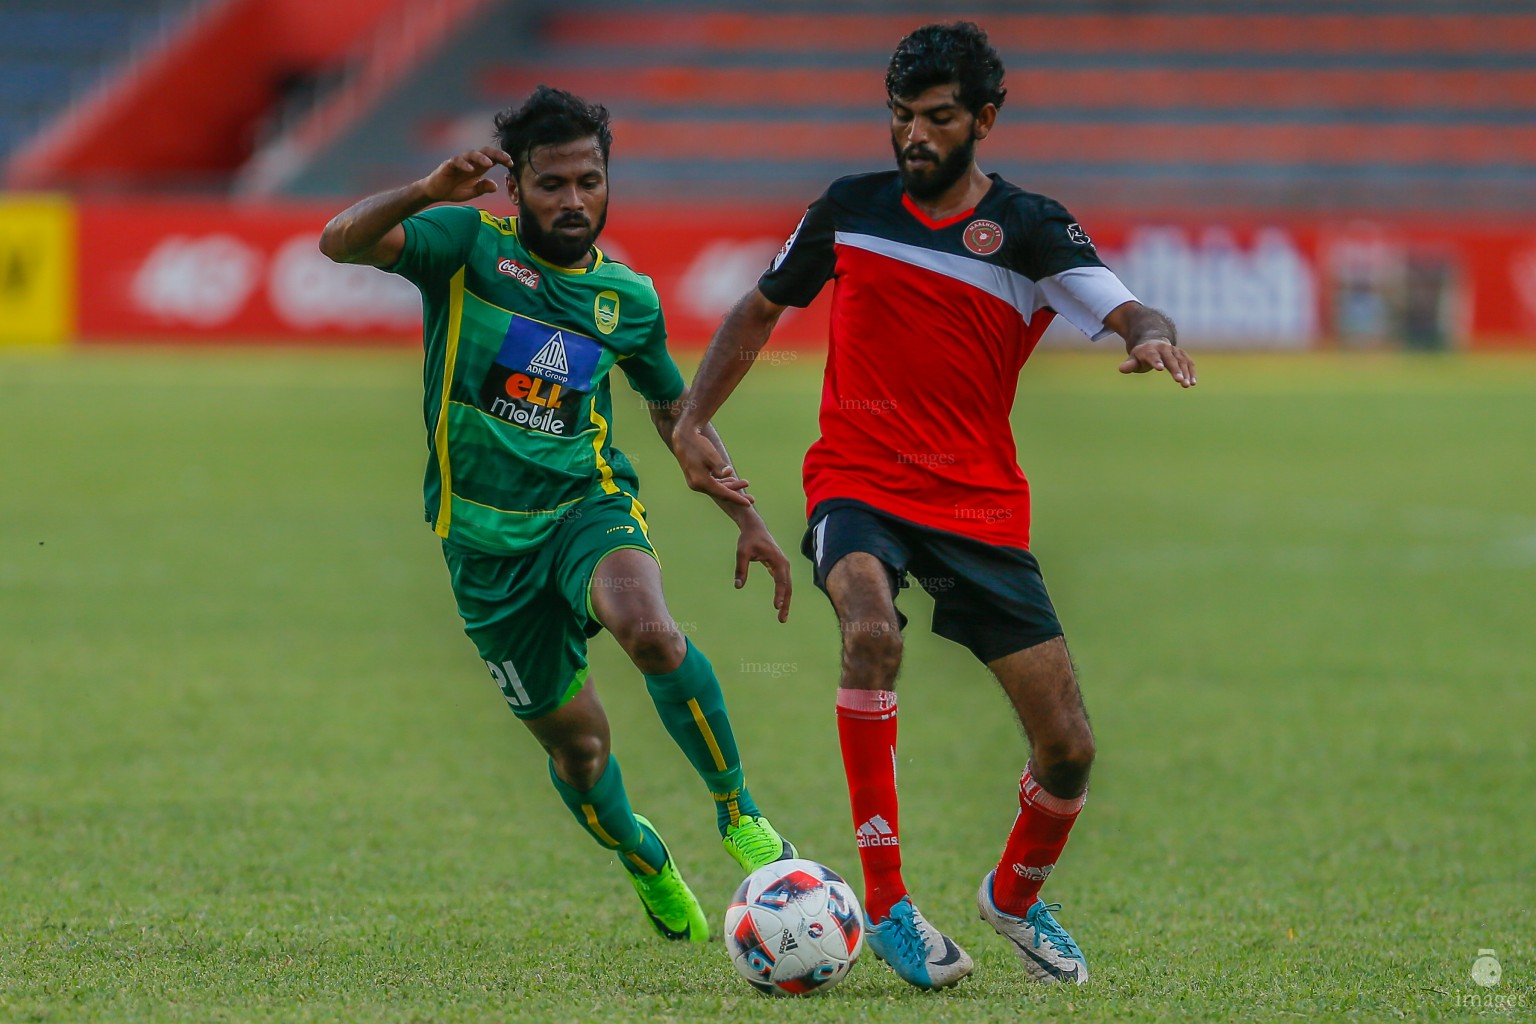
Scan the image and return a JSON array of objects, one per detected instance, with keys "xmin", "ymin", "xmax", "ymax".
[
  {"xmin": 721, "ymin": 815, "xmax": 798, "ymax": 874},
  {"xmin": 629, "ymin": 815, "xmax": 710, "ymax": 943}
]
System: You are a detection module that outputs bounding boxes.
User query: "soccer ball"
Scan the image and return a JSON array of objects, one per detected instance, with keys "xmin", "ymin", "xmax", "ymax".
[{"xmin": 724, "ymin": 858, "xmax": 863, "ymax": 996}]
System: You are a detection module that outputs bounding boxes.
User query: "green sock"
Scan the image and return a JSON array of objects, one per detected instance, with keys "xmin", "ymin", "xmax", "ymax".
[
  {"xmin": 644, "ymin": 639, "xmax": 762, "ymax": 835},
  {"xmin": 547, "ymin": 754, "xmax": 667, "ymax": 877}
]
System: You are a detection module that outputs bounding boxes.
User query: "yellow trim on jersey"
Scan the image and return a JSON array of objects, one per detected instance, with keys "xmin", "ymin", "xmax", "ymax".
[
  {"xmin": 687, "ymin": 698, "xmax": 730, "ymax": 772},
  {"xmin": 482, "ymin": 212, "xmax": 606, "ymax": 271},
  {"xmin": 478, "ymin": 210, "xmax": 516, "ymax": 234},
  {"xmin": 433, "ymin": 267, "xmax": 467, "ymax": 537},
  {"xmin": 625, "ymin": 493, "xmax": 650, "ymax": 542},
  {"xmin": 528, "ymin": 246, "xmax": 605, "ymax": 274},
  {"xmin": 589, "ymin": 406, "xmax": 619, "ymax": 495}
]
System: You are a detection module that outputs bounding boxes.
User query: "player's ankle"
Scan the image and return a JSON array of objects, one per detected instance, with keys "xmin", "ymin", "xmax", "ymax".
[{"xmin": 863, "ymin": 887, "xmax": 910, "ymax": 923}]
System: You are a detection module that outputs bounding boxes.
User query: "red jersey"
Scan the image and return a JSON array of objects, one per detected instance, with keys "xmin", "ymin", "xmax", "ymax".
[{"xmin": 757, "ymin": 172, "xmax": 1136, "ymax": 549}]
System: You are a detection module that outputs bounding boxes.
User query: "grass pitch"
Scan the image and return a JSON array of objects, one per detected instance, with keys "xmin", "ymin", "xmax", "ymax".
[{"xmin": 1, "ymin": 347, "xmax": 1532, "ymax": 1022}]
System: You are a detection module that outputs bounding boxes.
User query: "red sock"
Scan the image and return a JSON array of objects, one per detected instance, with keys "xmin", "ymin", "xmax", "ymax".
[
  {"xmin": 836, "ymin": 687, "xmax": 906, "ymax": 921},
  {"xmin": 991, "ymin": 762, "xmax": 1086, "ymax": 915}
]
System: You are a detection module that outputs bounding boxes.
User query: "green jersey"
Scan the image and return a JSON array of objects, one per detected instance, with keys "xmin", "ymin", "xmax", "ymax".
[{"xmin": 387, "ymin": 205, "xmax": 684, "ymax": 555}]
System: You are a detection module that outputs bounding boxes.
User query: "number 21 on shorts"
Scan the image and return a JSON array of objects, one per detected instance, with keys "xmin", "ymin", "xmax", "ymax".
[{"xmin": 486, "ymin": 659, "xmax": 532, "ymax": 707}]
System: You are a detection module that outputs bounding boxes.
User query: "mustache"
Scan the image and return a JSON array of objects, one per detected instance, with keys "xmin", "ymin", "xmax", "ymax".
[
  {"xmin": 554, "ymin": 213, "xmax": 591, "ymax": 228},
  {"xmin": 902, "ymin": 145, "xmax": 939, "ymax": 162}
]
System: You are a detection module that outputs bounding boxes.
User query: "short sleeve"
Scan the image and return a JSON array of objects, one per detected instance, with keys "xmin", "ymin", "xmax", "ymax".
[
  {"xmin": 617, "ymin": 309, "xmax": 685, "ymax": 405},
  {"xmin": 384, "ymin": 205, "xmax": 483, "ymax": 286},
  {"xmin": 1016, "ymin": 198, "xmax": 1108, "ymax": 280},
  {"xmin": 1015, "ymin": 199, "xmax": 1137, "ymax": 341},
  {"xmin": 757, "ymin": 192, "xmax": 836, "ymax": 308}
]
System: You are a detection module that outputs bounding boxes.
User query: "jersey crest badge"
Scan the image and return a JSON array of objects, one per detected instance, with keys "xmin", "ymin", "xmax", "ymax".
[
  {"xmin": 593, "ymin": 290, "xmax": 620, "ymax": 335},
  {"xmin": 964, "ymin": 219, "xmax": 1004, "ymax": 256},
  {"xmin": 1066, "ymin": 223, "xmax": 1091, "ymax": 245}
]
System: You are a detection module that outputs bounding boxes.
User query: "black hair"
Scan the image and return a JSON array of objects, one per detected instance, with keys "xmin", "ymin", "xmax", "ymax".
[
  {"xmin": 885, "ymin": 21, "xmax": 1007, "ymax": 116},
  {"xmin": 492, "ymin": 85, "xmax": 613, "ymax": 175}
]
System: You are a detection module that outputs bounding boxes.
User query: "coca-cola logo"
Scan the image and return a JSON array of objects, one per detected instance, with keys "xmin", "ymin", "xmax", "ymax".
[{"xmin": 496, "ymin": 258, "xmax": 540, "ymax": 289}]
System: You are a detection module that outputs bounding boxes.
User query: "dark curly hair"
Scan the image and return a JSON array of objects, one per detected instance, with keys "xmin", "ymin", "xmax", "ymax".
[
  {"xmin": 885, "ymin": 21, "xmax": 1007, "ymax": 116},
  {"xmin": 492, "ymin": 85, "xmax": 613, "ymax": 176}
]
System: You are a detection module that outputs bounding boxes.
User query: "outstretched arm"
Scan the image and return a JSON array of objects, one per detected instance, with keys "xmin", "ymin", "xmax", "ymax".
[
  {"xmin": 1105, "ymin": 300, "xmax": 1196, "ymax": 388},
  {"xmin": 318, "ymin": 146, "xmax": 513, "ymax": 267},
  {"xmin": 650, "ymin": 389, "xmax": 793, "ymax": 622},
  {"xmin": 671, "ymin": 287, "xmax": 788, "ymax": 499}
]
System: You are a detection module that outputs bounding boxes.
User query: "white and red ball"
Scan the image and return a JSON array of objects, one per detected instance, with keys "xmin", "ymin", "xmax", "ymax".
[{"xmin": 723, "ymin": 858, "xmax": 863, "ymax": 996}]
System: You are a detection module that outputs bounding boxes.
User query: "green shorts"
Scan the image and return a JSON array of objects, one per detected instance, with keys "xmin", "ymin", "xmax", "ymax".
[{"xmin": 442, "ymin": 489, "xmax": 656, "ymax": 720}]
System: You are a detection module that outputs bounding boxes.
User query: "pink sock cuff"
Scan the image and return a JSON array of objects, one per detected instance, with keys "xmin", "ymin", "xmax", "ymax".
[
  {"xmin": 837, "ymin": 688, "xmax": 898, "ymax": 720},
  {"xmin": 1020, "ymin": 766, "xmax": 1087, "ymax": 817}
]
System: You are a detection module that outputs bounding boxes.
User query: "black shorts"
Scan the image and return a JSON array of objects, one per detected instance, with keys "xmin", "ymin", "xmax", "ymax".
[{"xmin": 801, "ymin": 499, "xmax": 1064, "ymax": 664}]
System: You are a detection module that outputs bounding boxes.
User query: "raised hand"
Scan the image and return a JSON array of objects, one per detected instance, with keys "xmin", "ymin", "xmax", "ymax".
[{"xmin": 420, "ymin": 146, "xmax": 515, "ymax": 204}]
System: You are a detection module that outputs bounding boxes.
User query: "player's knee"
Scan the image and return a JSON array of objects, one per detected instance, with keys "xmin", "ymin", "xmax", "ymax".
[
  {"xmin": 1033, "ymin": 732, "xmax": 1096, "ymax": 797},
  {"xmin": 550, "ymin": 733, "xmax": 610, "ymax": 790},
  {"xmin": 613, "ymin": 617, "xmax": 685, "ymax": 674},
  {"xmin": 842, "ymin": 618, "xmax": 903, "ymax": 678}
]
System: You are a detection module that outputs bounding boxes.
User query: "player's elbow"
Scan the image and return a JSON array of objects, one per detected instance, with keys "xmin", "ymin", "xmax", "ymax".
[
  {"xmin": 317, "ymin": 218, "xmax": 356, "ymax": 264},
  {"xmin": 317, "ymin": 224, "xmax": 344, "ymax": 264},
  {"xmin": 740, "ymin": 288, "xmax": 787, "ymax": 330}
]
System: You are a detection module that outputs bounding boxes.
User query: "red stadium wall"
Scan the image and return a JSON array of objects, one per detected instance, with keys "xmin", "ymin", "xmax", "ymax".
[
  {"xmin": 69, "ymin": 199, "xmax": 1536, "ymax": 351},
  {"xmin": 7, "ymin": 0, "xmax": 418, "ymax": 191}
]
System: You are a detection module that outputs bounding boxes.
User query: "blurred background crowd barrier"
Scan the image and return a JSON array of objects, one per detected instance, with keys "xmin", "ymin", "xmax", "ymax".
[{"xmin": 3, "ymin": 0, "xmax": 1534, "ymax": 350}]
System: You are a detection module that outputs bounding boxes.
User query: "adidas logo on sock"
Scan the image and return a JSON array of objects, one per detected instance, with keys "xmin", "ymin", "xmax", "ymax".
[
  {"xmin": 1012, "ymin": 862, "xmax": 1054, "ymax": 882},
  {"xmin": 855, "ymin": 814, "xmax": 899, "ymax": 848}
]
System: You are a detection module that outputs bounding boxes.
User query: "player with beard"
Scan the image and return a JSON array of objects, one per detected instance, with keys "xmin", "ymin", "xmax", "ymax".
[
  {"xmin": 672, "ymin": 23, "xmax": 1196, "ymax": 989},
  {"xmin": 319, "ymin": 86, "xmax": 798, "ymax": 944}
]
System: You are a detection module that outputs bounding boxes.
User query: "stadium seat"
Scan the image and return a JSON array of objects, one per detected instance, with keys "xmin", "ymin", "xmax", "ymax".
[{"xmin": 280, "ymin": 0, "xmax": 1536, "ymax": 214}]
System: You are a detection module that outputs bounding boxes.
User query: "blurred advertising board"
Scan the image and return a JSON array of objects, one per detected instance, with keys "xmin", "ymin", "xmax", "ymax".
[
  {"xmin": 76, "ymin": 200, "xmax": 421, "ymax": 342},
  {"xmin": 0, "ymin": 195, "xmax": 74, "ymax": 345},
  {"xmin": 70, "ymin": 199, "xmax": 1536, "ymax": 350}
]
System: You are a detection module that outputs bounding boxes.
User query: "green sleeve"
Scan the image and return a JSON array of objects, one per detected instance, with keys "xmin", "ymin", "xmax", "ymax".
[
  {"xmin": 385, "ymin": 205, "xmax": 483, "ymax": 285},
  {"xmin": 617, "ymin": 308, "xmax": 686, "ymax": 404}
]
